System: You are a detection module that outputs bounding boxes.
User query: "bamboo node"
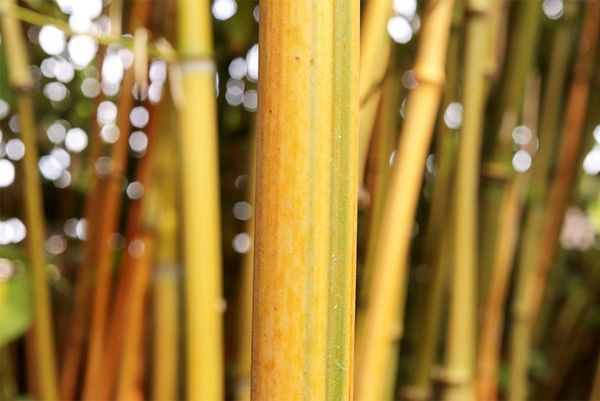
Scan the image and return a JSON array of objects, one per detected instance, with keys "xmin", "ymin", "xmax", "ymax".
[
  {"xmin": 413, "ymin": 63, "xmax": 445, "ymax": 87},
  {"xmin": 399, "ymin": 385, "xmax": 431, "ymax": 401},
  {"xmin": 431, "ymin": 365, "xmax": 471, "ymax": 385},
  {"xmin": 481, "ymin": 161, "xmax": 514, "ymax": 182}
]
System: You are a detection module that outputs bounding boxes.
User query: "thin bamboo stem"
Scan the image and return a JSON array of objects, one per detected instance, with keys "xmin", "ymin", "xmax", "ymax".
[
  {"xmin": 252, "ymin": 2, "xmax": 358, "ymax": 400},
  {"xmin": 402, "ymin": 4, "xmax": 463, "ymax": 398},
  {"xmin": 150, "ymin": 96, "xmax": 179, "ymax": 401},
  {"xmin": 1, "ymin": 1, "xmax": 58, "ymax": 398},
  {"xmin": 176, "ymin": 1, "xmax": 223, "ymax": 399},
  {"xmin": 440, "ymin": 0, "xmax": 488, "ymax": 399},
  {"xmin": 115, "ymin": 233, "xmax": 155, "ymax": 401},
  {"xmin": 479, "ymin": 0, "xmax": 543, "ymax": 301},
  {"xmin": 475, "ymin": 178, "xmax": 523, "ymax": 401},
  {"xmin": 358, "ymin": 0, "xmax": 393, "ymax": 183},
  {"xmin": 359, "ymin": 54, "xmax": 401, "ymax": 314},
  {"xmin": 354, "ymin": 1, "xmax": 455, "ymax": 399},
  {"xmin": 476, "ymin": 73, "xmax": 540, "ymax": 401}
]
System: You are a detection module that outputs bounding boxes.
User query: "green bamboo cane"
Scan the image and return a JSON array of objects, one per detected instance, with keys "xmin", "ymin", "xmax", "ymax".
[
  {"xmin": 150, "ymin": 92, "xmax": 180, "ymax": 401},
  {"xmin": 359, "ymin": 51, "xmax": 401, "ymax": 318},
  {"xmin": 1, "ymin": 1, "xmax": 58, "ymax": 399},
  {"xmin": 440, "ymin": 0, "xmax": 488, "ymax": 399},
  {"xmin": 478, "ymin": 0, "xmax": 543, "ymax": 301}
]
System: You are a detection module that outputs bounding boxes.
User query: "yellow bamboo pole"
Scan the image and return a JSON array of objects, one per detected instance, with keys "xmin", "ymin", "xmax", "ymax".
[
  {"xmin": 441, "ymin": 0, "xmax": 488, "ymax": 399},
  {"xmin": 176, "ymin": 1, "xmax": 223, "ymax": 399},
  {"xmin": 354, "ymin": 1, "xmax": 455, "ymax": 400},
  {"xmin": 358, "ymin": 0, "xmax": 393, "ymax": 182},
  {"xmin": 402, "ymin": 4, "xmax": 462, "ymax": 398},
  {"xmin": 1, "ymin": 1, "xmax": 58, "ymax": 399},
  {"xmin": 252, "ymin": 2, "xmax": 359, "ymax": 400}
]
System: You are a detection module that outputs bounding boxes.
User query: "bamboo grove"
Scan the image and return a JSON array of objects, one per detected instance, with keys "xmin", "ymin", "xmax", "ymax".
[{"xmin": 0, "ymin": 0, "xmax": 599, "ymax": 400}]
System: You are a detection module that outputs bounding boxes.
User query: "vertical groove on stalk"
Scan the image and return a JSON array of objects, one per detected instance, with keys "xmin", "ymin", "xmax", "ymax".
[
  {"xmin": 442, "ymin": 0, "xmax": 488, "ymax": 399},
  {"xmin": 176, "ymin": 1, "xmax": 223, "ymax": 399},
  {"xmin": 252, "ymin": 2, "xmax": 358, "ymax": 399},
  {"xmin": 1, "ymin": 1, "xmax": 58, "ymax": 398},
  {"xmin": 354, "ymin": 1, "xmax": 455, "ymax": 400},
  {"xmin": 327, "ymin": 2, "xmax": 359, "ymax": 399}
]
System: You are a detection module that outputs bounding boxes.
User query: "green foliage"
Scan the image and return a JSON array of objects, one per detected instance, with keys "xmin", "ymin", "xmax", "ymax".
[{"xmin": 0, "ymin": 253, "xmax": 32, "ymax": 348}]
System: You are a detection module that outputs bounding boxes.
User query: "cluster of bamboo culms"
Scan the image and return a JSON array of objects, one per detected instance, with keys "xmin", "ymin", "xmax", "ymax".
[{"xmin": 2, "ymin": 0, "xmax": 600, "ymax": 400}]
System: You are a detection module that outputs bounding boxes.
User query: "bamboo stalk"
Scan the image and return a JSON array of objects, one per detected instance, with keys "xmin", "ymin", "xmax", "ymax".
[
  {"xmin": 176, "ymin": 1, "xmax": 223, "ymax": 399},
  {"xmin": 476, "ymin": 72, "xmax": 540, "ymax": 401},
  {"xmin": 252, "ymin": 2, "xmax": 359, "ymax": 399},
  {"xmin": 359, "ymin": 53, "xmax": 402, "ymax": 314},
  {"xmin": 358, "ymin": 0, "xmax": 393, "ymax": 183},
  {"xmin": 440, "ymin": 0, "xmax": 488, "ymax": 399},
  {"xmin": 1, "ymin": 1, "xmax": 58, "ymax": 398},
  {"xmin": 401, "ymin": 4, "xmax": 463, "ymax": 398},
  {"xmin": 484, "ymin": 0, "xmax": 504, "ymax": 82},
  {"xmin": 150, "ymin": 96, "xmax": 179, "ymax": 401},
  {"xmin": 478, "ymin": 0, "xmax": 543, "ymax": 301},
  {"xmin": 115, "ymin": 233, "xmax": 155, "ymax": 401},
  {"xmin": 476, "ymin": 178, "xmax": 523, "ymax": 401},
  {"xmin": 354, "ymin": 1, "xmax": 455, "ymax": 399},
  {"xmin": 509, "ymin": 3, "xmax": 600, "ymax": 400}
]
